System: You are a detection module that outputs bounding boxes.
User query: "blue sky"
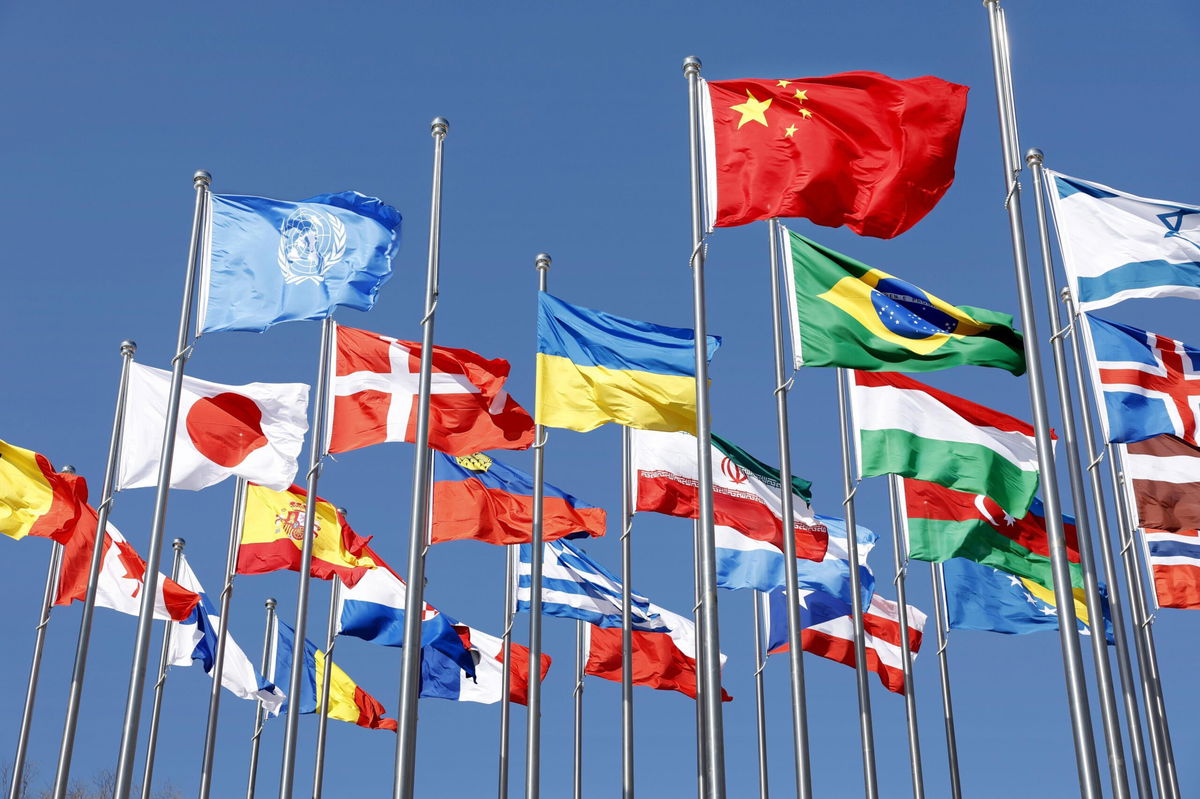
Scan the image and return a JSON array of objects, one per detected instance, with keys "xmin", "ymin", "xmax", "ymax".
[{"xmin": 0, "ymin": 1, "xmax": 1197, "ymax": 797}]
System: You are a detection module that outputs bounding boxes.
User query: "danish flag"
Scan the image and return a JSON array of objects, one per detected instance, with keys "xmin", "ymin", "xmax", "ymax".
[{"xmin": 326, "ymin": 324, "xmax": 535, "ymax": 456}]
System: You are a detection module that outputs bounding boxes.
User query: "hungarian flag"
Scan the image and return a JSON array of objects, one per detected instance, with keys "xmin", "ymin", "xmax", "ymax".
[
  {"xmin": 327, "ymin": 324, "xmax": 534, "ymax": 456},
  {"xmin": 631, "ymin": 429, "xmax": 827, "ymax": 562},
  {"xmin": 237, "ymin": 483, "xmax": 376, "ymax": 585},
  {"xmin": 0, "ymin": 438, "xmax": 86, "ymax": 541},
  {"xmin": 702, "ymin": 72, "xmax": 968, "ymax": 237}
]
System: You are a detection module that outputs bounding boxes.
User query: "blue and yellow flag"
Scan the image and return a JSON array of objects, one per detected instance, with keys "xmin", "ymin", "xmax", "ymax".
[{"xmin": 535, "ymin": 292, "xmax": 720, "ymax": 433}]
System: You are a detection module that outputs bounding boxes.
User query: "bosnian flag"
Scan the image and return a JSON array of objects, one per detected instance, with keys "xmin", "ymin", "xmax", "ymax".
[
  {"xmin": 421, "ymin": 624, "xmax": 551, "ymax": 705},
  {"xmin": 117, "ymin": 363, "xmax": 308, "ymax": 492},
  {"xmin": 1143, "ymin": 528, "xmax": 1200, "ymax": 610}
]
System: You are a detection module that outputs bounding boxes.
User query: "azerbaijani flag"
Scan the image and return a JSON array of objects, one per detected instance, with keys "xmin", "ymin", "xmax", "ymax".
[
  {"xmin": 535, "ymin": 292, "xmax": 720, "ymax": 434},
  {"xmin": 0, "ymin": 438, "xmax": 86, "ymax": 542}
]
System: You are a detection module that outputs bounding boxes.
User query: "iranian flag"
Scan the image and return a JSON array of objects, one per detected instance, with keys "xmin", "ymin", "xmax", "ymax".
[
  {"xmin": 631, "ymin": 429, "xmax": 828, "ymax": 562},
  {"xmin": 851, "ymin": 371, "xmax": 1042, "ymax": 518}
]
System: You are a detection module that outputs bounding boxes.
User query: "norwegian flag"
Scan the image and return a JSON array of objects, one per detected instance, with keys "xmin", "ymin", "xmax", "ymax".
[{"xmin": 326, "ymin": 324, "xmax": 534, "ymax": 456}]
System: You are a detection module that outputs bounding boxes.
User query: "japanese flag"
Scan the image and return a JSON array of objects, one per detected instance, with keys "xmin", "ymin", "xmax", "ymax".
[{"xmin": 117, "ymin": 363, "xmax": 309, "ymax": 492}]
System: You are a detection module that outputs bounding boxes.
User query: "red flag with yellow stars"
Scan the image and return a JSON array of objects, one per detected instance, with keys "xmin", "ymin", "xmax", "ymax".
[{"xmin": 702, "ymin": 72, "xmax": 968, "ymax": 238}]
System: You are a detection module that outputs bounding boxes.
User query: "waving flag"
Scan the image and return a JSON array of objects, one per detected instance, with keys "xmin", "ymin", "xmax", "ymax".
[
  {"xmin": 1143, "ymin": 528, "xmax": 1200, "ymax": 609},
  {"xmin": 515, "ymin": 539, "xmax": 662, "ymax": 629},
  {"xmin": 421, "ymin": 624, "xmax": 550, "ymax": 706},
  {"xmin": 327, "ymin": 324, "xmax": 534, "ymax": 456},
  {"xmin": 0, "ymin": 438, "xmax": 85, "ymax": 541},
  {"xmin": 1123, "ymin": 434, "xmax": 1200, "ymax": 532}
]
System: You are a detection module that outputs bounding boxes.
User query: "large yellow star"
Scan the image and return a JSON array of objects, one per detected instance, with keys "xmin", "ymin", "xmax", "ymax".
[
  {"xmin": 776, "ymin": 80, "xmax": 791, "ymax": 87},
  {"xmin": 784, "ymin": 124, "xmax": 798, "ymax": 137},
  {"xmin": 731, "ymin": 91, "xmax": 772, "ymax": 128},
  {"xmin": 794, "ymin": 89, "xmax": 808, "ymax": 102},
  {"xmin": 799, "ymin": 107, "xmax": 813, "ymax": 119}
]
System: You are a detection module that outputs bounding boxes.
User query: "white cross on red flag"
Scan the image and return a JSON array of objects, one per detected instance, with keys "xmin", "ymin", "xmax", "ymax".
[{"xmin": 326, "ymin": 323, "xmax": 535, "ymax": 456}]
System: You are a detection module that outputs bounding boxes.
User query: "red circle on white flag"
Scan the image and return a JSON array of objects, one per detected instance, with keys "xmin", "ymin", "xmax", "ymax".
[{"xmin": 186, "ymin": 392, "xmax": 269, "ymax": 467}]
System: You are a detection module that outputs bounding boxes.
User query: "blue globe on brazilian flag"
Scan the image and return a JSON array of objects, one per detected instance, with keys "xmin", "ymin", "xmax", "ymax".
[{"xmin": 782, "ymin": 227, "xmax": 1025, "ymax": 375}]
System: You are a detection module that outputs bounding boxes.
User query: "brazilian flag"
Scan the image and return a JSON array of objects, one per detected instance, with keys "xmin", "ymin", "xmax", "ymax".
[{"xmin": 783, "ymin": 229, "xmax": 1025, "ymax": 375}]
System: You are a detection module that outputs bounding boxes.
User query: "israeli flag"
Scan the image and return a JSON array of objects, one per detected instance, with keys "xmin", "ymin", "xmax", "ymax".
[
  {"xmin": 1047, "ymin": 170, "xmax": 1200, "ymax": 311},
  {"xmin": 198, "ymin": 191, "xmax": 402, "ymax": 334}
]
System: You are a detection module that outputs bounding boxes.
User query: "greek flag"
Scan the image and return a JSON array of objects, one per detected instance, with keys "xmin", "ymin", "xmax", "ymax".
[{"xmin": 516, "ymin": 539, "xmax": 666, "ymax": 630}]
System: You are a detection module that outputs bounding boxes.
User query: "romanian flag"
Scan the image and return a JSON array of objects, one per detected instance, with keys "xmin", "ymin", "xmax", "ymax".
[
  {"xmin": 237, "ymin": 483, "xmax": 376, "ymax": 586},
  {"xmin": 431, "ymin": 452, "xmax": 605, "ymax": 546},
  {"xmin": 535, "ymin": 292, "xmax": 720, "ymax": 434},
  {"xmin": 0, "ymin": 438, "xmax": 86, "ymax": 542},
  {"xmin": 275, "ymin": 620, "xmax": 397, "ymax": 731}
]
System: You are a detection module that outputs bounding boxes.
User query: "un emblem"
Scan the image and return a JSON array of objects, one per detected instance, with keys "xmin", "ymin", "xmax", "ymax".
[{"xmin": 277, "ymin": 207, "xmax": 347, "ymax": 285}]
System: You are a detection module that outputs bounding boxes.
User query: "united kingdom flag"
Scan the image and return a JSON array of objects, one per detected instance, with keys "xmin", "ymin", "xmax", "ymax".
[{"xmin": 1086, "ymin": 314, "xmax": 1200, "ymax": 444}]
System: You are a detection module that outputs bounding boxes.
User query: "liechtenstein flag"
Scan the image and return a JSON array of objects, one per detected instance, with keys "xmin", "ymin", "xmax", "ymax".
[{"xmin": 197, "ymin": 191, "xmax": 402, "ymax": 334}]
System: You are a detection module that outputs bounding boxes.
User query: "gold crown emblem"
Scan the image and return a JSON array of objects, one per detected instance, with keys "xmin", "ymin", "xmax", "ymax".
[{"xmin": 455, "ymin": 453, "xmax": 493, "ymax": 472}]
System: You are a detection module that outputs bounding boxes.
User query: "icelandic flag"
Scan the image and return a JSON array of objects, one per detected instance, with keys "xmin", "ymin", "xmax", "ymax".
[
  {"xmin": 1085, "ymin": 314, "xmax": 1200, "ymax": 445},
  {"xmin": 420, "ymin": 624, "xmax": 551, "ymax": 705},
  {"xmin": 166, "ymin": 556, "xmax": 285, "ymax": 714},
  {"xmin": 198, "ymin": 192, "xmax": 402, "ymax": 334},
  {"xmin": 1047, "ymin": 170, "xmax": 1200, "ymax": 311}
]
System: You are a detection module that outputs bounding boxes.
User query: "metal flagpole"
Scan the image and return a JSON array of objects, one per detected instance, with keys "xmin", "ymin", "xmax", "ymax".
[
  {"xmin": 198, "ymin": 478, "xmax": 249, "ymax": 799},
  {"xmin": 9, "ymin": 538, "xmax": 64, "ymax": 799},
  {"xmin": 113, "ymin": 170, "xmax": 210, "ymax": 799},
  {"xmin": 980, "ymin": 6, "xmax": 1102, "ymax": 796},
  {"xmin": 312, "ymin": 574, "xmax": 343, "ymax": 799},
  {"xmin": 692, "ymin": 523, "xmax": 707, "ymax": 799},
  {"xmin": 682, "ymin": 54, "xmax": 727, "ymax": 799},
  {"xmin": 766, "ymin": 217, "xmax": 813, "ymax": 799},
  {"xmin": 834, "ymin": 368, "xmax": 878, "ymax": 799},
  {"xmin": 394, "ymin": 117, "xmax": 449, "ymax": 799},
  {"xmin": 573, "ymin": 620, "xmax": 585, "ymax": 799},
  {"xmin": 139, "ymin": 539, "xmax": 187, "ymax": 799},
  {"xmin": 52, "ymin": 342, "xmax": 136, "ymax": 799},
  {"xmin": 619, "ymin": 426, "xmax": 635, "ymax": 799},
  {"xmin": 1025, "ymin": 148, "xmax": 1131, "ymax": 799},
  {"xmin": 524, "ymin": 252, "xmax": 551, "ymax": 799},
  {"xmin": 246, "ymin": 598, "xmax": 278, "ymax": 799},
  {"xmin": 887, "ymin": 476, "xmax": 924, "ymax": 799},
  {"xmin": 278, "ymin": 314, "xmax": 336, "ymax": 799},
  {"xmin": 751, "ymin": 593, "xmax": 769, "ymax": 799},
  {"xmin": 498, "ymin": 544, "xmax": 516, "ymax": 799},
  {"xmin": 928, "ymin": 563, "xmax": 962, "ymax": 799}
]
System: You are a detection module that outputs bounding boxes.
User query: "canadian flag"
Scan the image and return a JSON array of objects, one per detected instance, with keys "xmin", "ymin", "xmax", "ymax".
[
  {"xmin": 117, "ymin": 363, "xmax": 309, "ymax": 492},
  {"xmin": 326, "ymin": 324, "xmax": 534, "ymax": 456}
]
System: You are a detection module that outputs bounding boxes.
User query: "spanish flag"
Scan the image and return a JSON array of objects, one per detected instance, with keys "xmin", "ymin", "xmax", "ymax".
[
  {"xmin": 535, "ymin": 292, "xmax": 720, "ymax": 433},
  {"xmin": 237, "ymin": 483, "xmax": 376, "ymax": 586},
  {"xmin": 0, "ymin": 438, "xmax": 86, "ymax": 542}
]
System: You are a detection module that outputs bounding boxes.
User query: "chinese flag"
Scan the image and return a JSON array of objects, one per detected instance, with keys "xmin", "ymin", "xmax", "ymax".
[{"xmin": 704, "ymin": 72, "xmax": 968, "ymax": 238}]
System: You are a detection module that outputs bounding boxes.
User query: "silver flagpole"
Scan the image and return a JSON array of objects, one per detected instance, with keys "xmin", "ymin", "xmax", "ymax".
[
  {"xmin": 525, "ymin": 252, "xmax": 551, "ymax": 799},
  {"xmin": 1025, "ymin": 149, "xmax": 1131, "ymax": 799},
  {"xmin": 498, "ymin": 544, "xmax": 516, "ymax": 799},
  {"xmin": 887, "ymin": 476, "xmax": 924, "ymax": 799},
  {"xmin": 692, "ymin": 523, "xmax": 707, "ymax": 799},
  {"xmin": 312, "ymin": 574, "xmax": 343, "ymax": 799},
  {"xmin": 572, "ymin": 620, "xmax": 585, "ymax": 799},
  {"xmin": 394, "ymin": 117, "xmax": 449, "ymax": 799},
  {"xmin": 682, "ymin": 54, "xmax": 727, "ymax": 799},
  {"xmin": 929, "ymin": 563, "xmax": 962, "ymax": 799},
  {"xmin": 766, "ymin": 218, "xmax": 813, "ymax": 799},
  {"xmin": 113, "ymin": 170, "xmax": 210, "ymax": 799},
  {"xmin": 834, "ymin": 368, "xmax": 878, "ymax": 799},
  {"xmin": 52, "ymin": 341, "xmax": 136, "ymax": 799},
  {"xmin": 198, "ymin": 477, "xmax": 250, "ymax": 799},
  {"xmin": 278, "ymin": 314, "xmax": 335, "ymax": 799},
  {"xmin": 619, "ymin": 426, "xmax": 635, "ymax": 799},
  {"xmin": 139, "ymin": 539, "xmax": 187, "ymax": 799},
  {"xmin": 751, "ymin": 592, "xmax": 769, "ymax": 799},
  {"xmin": 246, "ymin": 598, "xmax": 278, "ymax": 799},
  {"xmin": 981, "ymin": 6, "xmax": 1102, "ymax": 796},
  {"xmin": 9, "ymin": 538, "xmax": 64, "ymax": 799}
]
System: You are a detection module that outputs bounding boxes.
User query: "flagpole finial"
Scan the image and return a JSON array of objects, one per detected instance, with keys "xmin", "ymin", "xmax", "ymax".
[
  {"xmin": 336, "ymin": 508, "xmax": 348, "ymax": 518},
  {"xmin": 60, "ymin": 465, "xmax": 76, "ymax": 474},
  {"xmin": 172, "ymin": 538, "xmax": 186, "ymax": 551},
  {"xmin": 1060, "ymin": 286, "xmax": 1072, "ymax": 303},
  {"xmin": 682, "ymin": 55, "xmax": 702, "ymax": 76},
  {"xmin": 431, "ymin": 117, "xmax": 449, "ymax": 137},
  {"xmin": 120, "ymin": 340, "xmax": 137, "ymax": 356},
  {"xmin": 193, "ymin": 170, "xmax": 211, "ymax": 188},
  {"xmin": 1026, "ymin": 148, "xmax": 1045, "ymax": 166},
  {"xmin": 535, "ymin": 253, "xmax": 552, "ymax": 271},
  {"xmin": 265, "ymin": 597, "xmax": 277, "ymax": 610}
]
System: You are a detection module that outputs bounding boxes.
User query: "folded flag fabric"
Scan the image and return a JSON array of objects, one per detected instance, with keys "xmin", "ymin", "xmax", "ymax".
[
  {"xmin": 851, "ymin": 371, "xmax": 1042, "ymax": 518},
  {"xmin": 1123, "ymin": 435, "xmax": 1200, "ymax": 532},
  {"xmin": 431, "ymin": 452, "xmax": 605, "ymax": 546},
  {"xmin": 943, "ymin": 557, "xmax": 1113, "ymax": 642},
  {"xmin": 1046, "ymin": 170, "xmax": 1200, "ymax": 312},
  {"xmin": 0, "ymin": 438, "xmax": 86, "ymax": 541},
  {"xmin": 1143, "ymin": 528, "xmax": 1200, "ymax": 610},
  {"xmin": 327, "ymin": 324, "xmax": 534, "ymax": 456},
  {"xmin": 117, "ymin": 363, "xmax": 308, "ymax": 492},
  {"xmin": 701, "ymin": 72, "xmax": 967, "ymax": 237},
  {"xmin": 166, "ymin": 555, "xmax": 285, "ymax": 714},
  {"xmin": 632, "ymin": 429, "xmax": 827, "ymax": 561},
  {"xmin": 275, "ymin": 620, "xmax": 396, "ymax": 731},
  {"xmin": 782, "ymin": 228, "xmax": 1024, "ymax": 374},
  {"xmin": 421, "ymin": 623, "xmax": 550, "ymax": 705},
  {"xmin": 238, "ymin": 483, "xmax": 376, "ymax": 586},
  {"xmin": 902, "ymin": 479, "xmax": 1082, "ymax": 590},
  {"xmin": 198, "ymin": 191, "xmax": 401, "ymax": 334},
  {"xmin": 515, "ymin": 539, "xmax": 662, "ymax": 629},
  {"xmin": 1085, "ymin": 314, "xmax": 1200, "ymax": 445},
  {"xmin": 536, "ymin": 292, "xmax": 720, "ymax": 434}
]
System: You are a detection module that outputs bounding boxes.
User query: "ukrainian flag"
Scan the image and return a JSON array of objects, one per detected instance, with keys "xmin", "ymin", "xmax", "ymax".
[{"xmin": 536, "ymin": 292, "xmax": 720, "ymax": 433}]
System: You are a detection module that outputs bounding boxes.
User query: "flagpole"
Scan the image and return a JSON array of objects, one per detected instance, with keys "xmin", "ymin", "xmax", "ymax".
[
  {"xmin": 692, "ymin": 522, "xmax": 707, "ymax": 799},
  {"xmin": 928, "ymin": 563, "xmax": 962, "ymax": 799},
  {"xmin": 112, "ymin": 170, "xmax": 210, "ymax": 799},
  {"xmin": 683, "ymin": 54, "xmax": 727, "ymax": 799},
  {"xmin": 138, "ymin": 539, "xmax": 187, "ymax": 799},
  {"xmin": 312, "ymin": 573, "xmax": 343, "ymax": 799},
  {"xmin": 886, "ymin": 476, "xmax": 924, "ymax": 799},
  {"xmin": 573, "ymin": 620, "xmax": 585, "ymax": 799},
  {"xmin": 981, "ymin": 6, "xmax": 1102, "ymax": 796},
  {"xmin": 751, "ymin": 592, "xmax": 769, "ymax": 799},
  {"xmin": 8, "ymin": 538, "xmax": 63, "ymax": 799},
  {"xmin": 834, "ymin": 368, "xmax": 878, "ymax": 799},
  {"xmin": 619, "ymin": 425, "xmax": 635, "ymax": 799},
  {"xmin": 525, "ymin": 251, "xmax": 551, "ymax": 799},
  {"xmin": 498, "ymin": 544, "xmax": 516, "ymax": 799},
  {"xmin": 198, "ymin": 477, "xmax": 249, "ymax": 799},
  {"xmin": 246, "ymin": 597, "xmax": 278, "ymax": 799}
]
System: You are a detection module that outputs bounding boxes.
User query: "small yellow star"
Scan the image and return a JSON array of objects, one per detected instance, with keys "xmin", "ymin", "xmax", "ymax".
[
  {"xmin": 799, "ymin": 107, "xmax": 813, "ymax": 119},
  {"xmin": 794, "ymin": 89, "xmax": 808, "ymax": 102},
  {"xmin": 730, "ymin": 91, "xmax": 772, "ymax": 128},
  {"xmin": 776, "ymin": 80, "xmax": 791, "ymax": 87},
  {"xmin": 784, "ymin": 124, "xmax": 798, "ymax": 137}
]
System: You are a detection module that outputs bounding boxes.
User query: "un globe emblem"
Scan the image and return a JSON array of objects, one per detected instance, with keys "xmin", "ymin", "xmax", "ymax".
[{"xmin": 277, "ymin": 207, "xmax": 347, "ymax": 285}]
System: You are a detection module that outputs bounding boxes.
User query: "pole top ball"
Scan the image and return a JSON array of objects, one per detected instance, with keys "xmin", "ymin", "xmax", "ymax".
[
  {"xmin": 682, "ymin": 56, "xmax": 702, "ymax": 75},
  {"xmin": 193, "ymin": 170, "xmax": 211, "ymax": 187},
  {"xmin": 60, "ymin": 465, "xmax": 76, "ymax": 474},
  {"xmin": 173, "ymin": 538, "xmax": 186, "ymax": 550},
  {"xmin": 1025, "ymin": 148, "xmax": 1045, "ymax": 165},
  {"xmin": 120, "ymin": 340, "xmax": 137, "ymax": 355},
  {"xmin": 266, "ymin": 597, "xmax": 277, "ymax": 609},
  {"xmin": 431, "ymin": 117, "xmax": 449, "ymax": 136},
  {"xmin": 535, "ymin": 253, "xmax": 552, "ymax": 270}
]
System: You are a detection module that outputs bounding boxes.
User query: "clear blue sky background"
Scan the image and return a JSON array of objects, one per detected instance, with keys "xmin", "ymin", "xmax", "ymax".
[{"xmin": 1, "ymin": 2, "xmax": 1197, "ymax": 797}]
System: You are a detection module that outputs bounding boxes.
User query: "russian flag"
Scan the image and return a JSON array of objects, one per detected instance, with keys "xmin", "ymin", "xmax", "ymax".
[{"xmin": 421, "ymin": 624, "xmax": 550, "ymax": 705}]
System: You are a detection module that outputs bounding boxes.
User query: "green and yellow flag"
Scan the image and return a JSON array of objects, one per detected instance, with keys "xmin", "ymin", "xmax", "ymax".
[{"xmin": 783, "ymin": 228, "xmax": 1025, "ymax": 374}]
